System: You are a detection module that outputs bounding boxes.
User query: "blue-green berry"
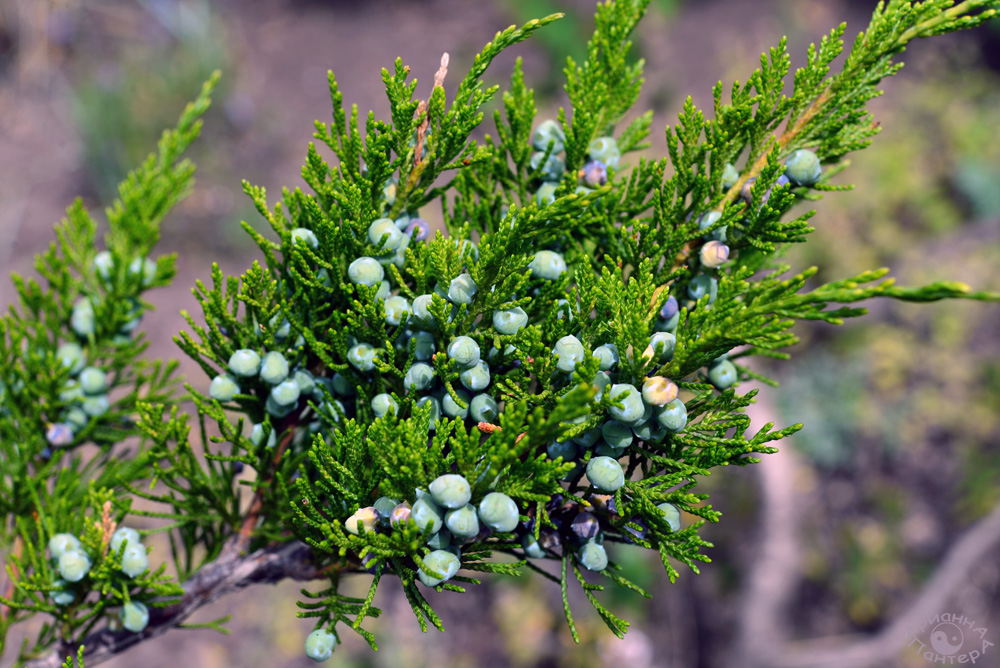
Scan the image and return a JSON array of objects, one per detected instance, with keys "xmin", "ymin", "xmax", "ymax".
[
  {"xmin": 529, "ymin": 250, "xmax": 566, "ymax": 280},
  {"xmin": 120, "ymin": 544, "xmax": 149, "ymax": 578},
  {"xmin": 292, "ymin": 369, "xmax": 315, "ymax": 395},
  {"xmin": 573, "ymin": 428, "xmax": 601, "ymax": 448},
  {"xmin": 469, "ymin": 394, "xmax": 499, "ymax": 424},
  {"xmin": 403, "ymin": 363, "xmax": 435, "ymax": 392},
  {"xmin": 304, "ymin": 628, "xmax": 337, "ymax": 662},
  {"xmin": 687, "ymin": 274, "xmax": 718, "ymax": 303},
  {"xmin": 607, "ymin": 384, "xmax": 643, "ymax": 423},
  {"xmin": 721, "ymin": 163, "xmax": 740, "ymax": 189},
  {"xmin": 291, "ymin": 227, "xmax": 319, "ymax": 249},
  {"xmin": 547, "ymin": 440, "xmax": 578, "ymax": 462},
  {"xmin": 492, "ymin": 306, "xmax": 528, "ymax": 335},
  {"xmin": 530, "ymin": 151, "xmax": 565, "ymax": 181},
  {"xmin": 642, "ymin": 376, "xmax": 678, "ymax": 406},
  {"xmin": 535, "ymin": 182, "xmax": 558, "ymax": 205},
  {"xmin": 427, "ymin": 527, "xmax": 452, "ymax": 550},
  {"xmin": 110, "ymin": 527, "xmax": 141, "ymax": 553},
  {"xmin": 447, "ymin": 336, "xmax": 480, "ymax": 368},
  {"xmin": 522, "ymin": 534, "xmax": 546, "ymax": 559},
  {"xmin": 442, "ymin": 389, "xmax": 470, "ymax": 419},
  {"xmin": 784, "ymin": 149, "xmax": 821, "ymax": 186},
  {"xmin": 57, "ymin": 342, "xmax": 86, "ymax": 375},
  {"xmin": 347, "ymin": 343, "xmax": 376, "ymax": 372},
  {"xmin": 65, "ymin": 407, "xmax": 89, "ymax": 430},
  {"xmin": 647, "ymin": 332, "xmax": 676, "ymax": 363},
  {"xmin": 209, "ymin": 374, "xmax": 240, "ymax": 402},
  {"xmin": 384, "ymin": 295, "xmax": 411, "ymax": 326},
  {"xmin": 348, "ymin": 257, "xmax": 384, "ymax": 287},
  {"xmin": 50, "ymin": 580, "xmax": 75, "ymax": 606},
  {"xmin": 708, "ymin": 359, "xmax": 738, "ymax": 389},
  {"xmin": 250, "ymin": 423, "xmax": 277, "ymax": 448},
  {"xmin": 593, "ymin": 370, "xmax": 612, "ymax": 401},
  {"xmin": 532, "ymin": 119, "xmax": 565, "ymax": 153},
  {"xmin": 444, "ymin": 504, "xmax": 480, "ymax": 538},
  {"xmin": 553, "ymin": 335, "xmax": 585, "ymax": 373},
  {"xmin": 429, "ymin": 474, "xmax": 472, "ymax": 509},
  {"xmin": 49, "ymin": 533, "xmax": 81, "ymax": 559},
  {"xmin": 592, "ymin": 343, "xmax": 619, "ymax": 371},
  {"xmin": 58, "ymin": 549, "xmax": 91, "ymax": 582},
  {"xmin": 373, "ymin": 497, "xmax": 399, "ymax": 526},
  {"xmin": 270, "ymin": 380, "xmax": 301, "ymax": 407},
  {"xmin": 265, "ymin": 394, "xmax": 294, "ymax": 417},
  {"xmin": 78, "ymin": 367, "xmax": 107, "ymax": 395},
  {"xmin": 228, "ymin": 349, "xmax": 261, "ymax": 377},
  {"xmin": 70, "ymin": 298, "xmax": 95, "ymax": 337},
  {"xmin": 657, "ymin": 503, "xmax": 682, "ymax": 532},
  {"xmin": 59, "ymin": 380, "xmax": 84, "ymax": 402},
  {"xmin": 411, "ymin": 497, "xmax": 444, "ymax": 533},
  {"xmin": 344, "ymin": 507, "xmax": 379, "ymax": 535},
  {"xmin": 478, "ymin": 492, "xmax": 519, "ymax": 532},
  {"xmin": 93, "ymin": 251, "xmax": 114, "ymax": 281},
  {"xmin": 259, "ymin": 351, "xmax": 290, "ymax": 384},
  {"xmin": 371, "ymin": 393, "xmax": 399, "ymax": 418},
  {"xmin": 367, "ymin": 218, "xmax": 404, "ymax": 251},
  {"xmin": 390, "ymin": 502, "xmax": 412, "ymax": 527},
  {"xmin": 578, "ymin": 541, "xmax": 608, "ymax": 571},
  {"xmin": 632, "ymin": 420, "xmax": 666, "ymax": 443},
  {"xmin": 659, "ymin": 296, "xmax": 679, "ymax": 321},
  {"xmin": 602, "ymin": 420, "xmax": 633, "ymax": 450},
  {"xmin": 81, "ymin": 395, "xmax": 109, "ymax": 417},
  {"xmin": 587, "ymin": 456, "xmax": 625, "ymax": 492},
  {"xmin": 330, "ymin": 373, "xmax": 355, "ymax": 397},
  {"xmin": 459, "ymin": 361, "xmax": 491, "ymax": 392},
  {"xmin": 417, "ymin": 396, "xmax": 441, "ymax": 430},
  {"xmin": 656, "ymin": 398, "xmax": 688, "ymax": 432},
  {"xmin": 121, "ymin": 601, "xmax": 149, "ymax": 633},
  {"xmin": 405, "ymin": 217, "xmax": 431, "ymax": 242},
  {"xmin": 127, "ymin": 257, "xmax": 157, "ymax": 286},
  {"xmin": 411, "ymin": 294, "xmax": 436, "ymax": 329},
  {"xmin": 418, "ymin": 549, "xmax": 461, "ymax": 587},
  {"xmin": 587, "ymin": 136, "xmax": 620, "ymax": 167},
  {"xmin": 448, "ymin": 273, "xmax": 477, "ymax": 305}
]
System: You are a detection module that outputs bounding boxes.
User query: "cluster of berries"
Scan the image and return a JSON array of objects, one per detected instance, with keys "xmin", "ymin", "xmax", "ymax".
[
  {"xmin": 530, "ymin": 119, "xmax": 621, "ymax": 206},
  {"xmin": 48, "ymin": 527, "xmax": 150, "ymax": 632}
]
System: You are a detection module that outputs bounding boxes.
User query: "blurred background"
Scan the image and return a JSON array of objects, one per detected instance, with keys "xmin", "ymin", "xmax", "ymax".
[{"xmin": 1, "ymin": 1, "xmax": 1000, "ymax": 666}]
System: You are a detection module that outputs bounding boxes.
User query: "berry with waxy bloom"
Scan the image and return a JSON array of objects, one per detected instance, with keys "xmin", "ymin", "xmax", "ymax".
[
  {"xmin": 478, "ymin": 492, "xmax": 519, "ymax": 532},
  {"xmin": 587, "ymin": 136, "xmax": 620, "ymax": 167},
  {"xmin": 70, "ymin": 298, "xmax": 95, "ymax": 337},
  {"xmin": 390, "ymin": 502, "xmax": 412, "ymax": 527},
  {"xmin": 493, "ymin": 306, "xmax": 528, "ymax": 335},
  {"xmin": 347, "ymin": 343, "xmax": 376, "ymax": 372},
  {"xmin": 442, "ymin": 389, "xmax": 470, "ymax": 419},
  {"xmin": 78, "ymin": 367, "xmax": 107, "ymax": 395},
  {"xmin": 46, "ymin": 423, "xmax": 74, "ymax": 447},
  {"xmin": 411, "ymin": 497, "xmax": 445, "ymax": 533},
  {"xmin": 592, "ymin": 343, "xmax": 619, "ymax": 371},
  {"xmin": 721, "ymin": 163, "xmax": 740, "ymax": 189},
  {"xmin": 530, "ymin": 151, "xmax": 565, "ymax": 181},
  {"xmin": 532, "ymin": 119, "xmax": 565, "ymax": 153},
  {"xmin": 121, "ymin": 601, "xmax": 150, "ymax": 633},
  {"xmin": 469, "ymin": 394, "xmax": 499, "ymax": 423},
  {"xmin": 602, "ymin": 420, "xmax": 633, "ymax": 450},
  {"xmin": 293, "ymin": 369, "xmax": 315, "ymax": 395},
  {"xmin": 578, "ymin": 541, "xmax": 609, "ymax": 571},
  {"xmin": 688, "ymin": 274, "xmax": 718, "ymax": 303},
  {"xmin": 228, "ymin": 349, "xmax": 261, "ymax": 377},
  {"xmin": 429, "ymin": 474, "xmax": 472, "ymax": 509},
  {"xmin": 270, "ymin": 380, "xmax": 301, "ymax": 406},
  {"xmin": 645, "ymin": 332, "xmax": 676, "ymax": 363},
  {"xmin": 447, "ymin": 336, "xmax": 481, "ymax": 368},
  {"xmin": 93, "ymin": 250, "xmax": 114, "ymax": 281},
  {"xmin": 607, "ymin": 384, "xmax": 643, "ymax": 423},
  {"xmin": 784, "ymin": 148, "xmax": 822, "ymax": 186},
  {"xmin": 529, "ymin": 250, "xmax": 566, "ymax": 280},
  {"xmin": 49, "ymin": 533, "xmax": 81, "ymax": 559},
  {"xmin": 448, "ymin": 273, "xmax": 478, "ymax": 304},
  {"xmin": 371, "ymin": 393, "xmax": 399, "ymax": 418},
  {"xmin": 656, "ymin": 398, "xmax": 688, "ymax": 432},
  {"xmin": 367, "ymin": 218, "xmax": 404, "ymax": 251},
  {"xmin": 304, "ymin": 628, "xmax": 337, "ymax": 662},
  {"xmin": 259, "ymin": 351, "xmax": 290, "ymax": 384},
  {"xmin": 417, "ymin": 396, "xmax": 441, "ymax": 430},
  {"xmin": 587, "ymin": 456, "xmax": 625, "ymax": 492},
  {"xmin": 110, "ymin": 527, "xmax": 141, "ymax": 553},
  {"xmin": 209, "ymin": 374, "xmax": 239, "ymax": 401},
  {"xmin": 50, "ymin": 580, "xmax": 74, "ymax": 606},
  {"xmin": 547, "ymin": 440, "xmax": 578, "ymax": 462},
  {"xmin": 250, "ymin": 423, "xmax": 277, "ymax": 448},
  {"xmin": 344, "ymin": 507, "xmax": 379, "ymax": 535},
  {"xmin": 418, "ymin": 549, "xmax": 461, "ymax": 587},
  {"xmin": 659, "ymin": 295, "xmax": 679, "ymax": 321},
  {"xmin": 403, "ymin": 362, "xmax": 435, "ymax": 391},
  {"xmin": 410, "ymin": 330, "xmax": 435, "ymax": 360},
  {"xmin": 553, "ymin": 335, "xmax": 585, "ymax": 373},
  {"xmin": 522, "ymin": 533, "xmax": 546, "ymax": 558},
  {"xmin": 58, "ymin": 549, "xmax": 91, "ymax": 582},
  {"xmin": 57, "ymin": 342, "xmax": 86, "ymax": 375},
  {"xmin": 411, "ymin": 294, "xmax": 435, "ymax": 329},
  {"xmin": 445, "ymin": 504, "xmax": 480, "ymax": 538},
  {"xmin": 579, "ymin": 160, "xmax": 607, "ymax": 187},
  {"xmin": 120, "ymin": 543, "xmax": 149, "ymax": 578},
  {"xmin": 291, "ymin": 227, "xmax": 319, "ymax": 249},
  {"xmin": 348, "ymin": 256, "xmax": 384, "ymax": 287},
  {"xmin": 708, "ymin": 359, "xmax": 738, "ymax": 389},
  {"xmin": 535, "ymin": 182, "xmax": 558, "ymax": 205},
  {"xmin": 404, "ymin": 217, "xmax": 431, "ymax": 242},
  {"xmin": 384, "ymin": 295, "xmax": 411, "ymax": 326},
  {"xmin": 657, "ymin": 503, "xmax": 682, "ymax": 532},
  {"xmin": 459, "ymin": 361, "xmax": 491, "ymax": 391}
]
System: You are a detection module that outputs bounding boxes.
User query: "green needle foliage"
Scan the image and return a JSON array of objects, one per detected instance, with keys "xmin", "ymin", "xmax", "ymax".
[{"xmin": 2, "ymin": 1, "xmax": 1000, "ymax": 665}]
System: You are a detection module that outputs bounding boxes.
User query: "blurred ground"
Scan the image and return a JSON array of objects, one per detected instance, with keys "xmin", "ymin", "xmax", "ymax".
[{"xmin": 2, "ymin": 1, "xmax": 1000, "ymax": 667}]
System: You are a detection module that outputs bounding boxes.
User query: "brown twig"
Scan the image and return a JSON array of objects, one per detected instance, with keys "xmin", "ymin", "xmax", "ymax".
[
  {"xmin": 233, "ymin": 416, "xmax": 298, "ymax": 556},
  {"xmin": 24, "ymin": 540, "xmax": 331, "ymax": 668}
]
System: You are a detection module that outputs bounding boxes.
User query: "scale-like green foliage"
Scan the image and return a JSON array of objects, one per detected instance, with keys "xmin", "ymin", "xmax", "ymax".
[{"xmin": 2, "ymin": 2, "xmax": 1000, "ymax": 665}]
